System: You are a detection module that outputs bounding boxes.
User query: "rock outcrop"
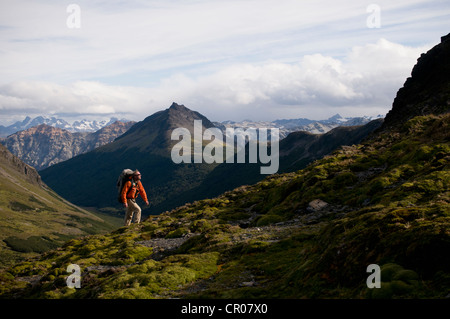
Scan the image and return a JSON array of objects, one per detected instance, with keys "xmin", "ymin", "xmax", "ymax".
[{"xmin": 384, "ymin": 32, "xmax": 450, "ymax": 127}]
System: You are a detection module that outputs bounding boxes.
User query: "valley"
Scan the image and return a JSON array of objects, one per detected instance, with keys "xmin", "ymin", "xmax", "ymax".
[
  {"xmin": 0, "ymin": 144, "xmax": 121, "ymax": 269},
  {"xmin": 0, "ymin": 32, "xmax": 448, "ymax": 300},
  {"xmin": 37, "ymin": 103, "xmax": 383, "ymax": 215}
]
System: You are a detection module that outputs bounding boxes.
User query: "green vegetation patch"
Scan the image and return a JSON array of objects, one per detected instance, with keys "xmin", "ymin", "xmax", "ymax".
[
  {"xmin": 4, "ymin": 236, "xmax": 59, "ymax": 253},
  {"xmin": 97, "ymin": 252, "xmax": 219, "ymax": 299},
  {"xmin": 367, "ymin": 263, "xmax": 421, "ymax": 299}
]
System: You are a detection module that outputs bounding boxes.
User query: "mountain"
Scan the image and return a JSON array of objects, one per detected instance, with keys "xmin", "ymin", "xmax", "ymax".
[
  {"xmin": 109, "ymin": 102, "xmax": 216, "ymax": 155},
  {"xmin": 171, "ymin": 118, "xmax": 383, "ymax": 207},
  {"xmin": 0, "ymin": 34, "xmax": 449, "ymax": 300},
  {"xmin": 0, "ymin": 144, "xmax": 118, "ymax": 268},
  {"xmin": 0, "ymin": 121, "xmax": 135, "ymax": 170},
  {"xmin": 39, "ymin": 102, "xmax": 381, "ymax": 214},
  {"xmin": 217, "ymin": 113, "xmax": 383, "ymax": 139},
  {"xmin": 0, "ymin": 116, "xmax": 68, "ymax": 137},
  {"xmin": 1, "ymin": 111, "xmax": 380, "ymax": 174},
  {"xmin": 70, "ymin": 118, "xmax": 130, "ymax": 133},
  {"xmin": 278, "ymin": 118, "xmax": 384, "ymax": 172},
  {"xmin": 39, "ymin": 103, "xmax": 221, "ymax": 211},
  {"xmin": 0, "ymin": 116, "xmax": 131, "ymax": 137}
]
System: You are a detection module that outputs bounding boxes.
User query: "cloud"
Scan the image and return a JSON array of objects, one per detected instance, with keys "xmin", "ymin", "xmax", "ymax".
[
  {"xmin": 0, "ymin": 0, "xmax": 446, "ymax": 124},
  {"xmin": 0, "ymin": 38, "xmax": 428, "ymax": 123},
  {"xmin": 0, "ymin": 0, "xmax": 446, "ymax": 85},
  {"xmin": 174, "ymin": 38, "xmax": 428, "ymax": 119},
  {"xmin": 0, "ymin": 81, "xmax": 150, "ymax": 121}
]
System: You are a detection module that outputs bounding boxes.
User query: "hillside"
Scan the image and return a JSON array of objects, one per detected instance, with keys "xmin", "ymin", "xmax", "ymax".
[
  {"xmin": 0, "ymin": 144, "xmax": 118, "ymax": 268},
  {"xmin": 167, "ymin": 118, "xmax": 383, "ymax": 210},
  {"xmin": 0, "ymin": 33, "xmax": 449, "ymax": 299},
  {"xmin": 0, "ymin": 112, "xmax": 447, "ymax": 299}
]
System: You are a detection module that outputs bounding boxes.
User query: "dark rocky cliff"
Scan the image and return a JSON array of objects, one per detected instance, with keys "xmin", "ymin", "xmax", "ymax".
[{"xmin": 383, "ymin": 33, "xmax": 450, "ymax": 127}]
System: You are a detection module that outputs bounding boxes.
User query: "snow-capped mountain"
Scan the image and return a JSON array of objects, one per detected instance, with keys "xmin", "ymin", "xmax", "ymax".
[
  {"xmin": 0, "ymin": 116, "xmax": 131, "ymax": 137},
  {"xmin": 70, "ymin": 118, "xmax": 125, "ymax": 133},
  {"xmin": 1, "ymin": 113, "xmax": 383, "ymax": 139},
  {"xmin": 215, "ymin": 114, "xmax": 384, "ymax": 139}
]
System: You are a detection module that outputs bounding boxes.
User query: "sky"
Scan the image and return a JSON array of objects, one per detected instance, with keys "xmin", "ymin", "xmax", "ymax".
[{"xmin": 0, "ymin": 0, "xmax": 449, "ymax": 125}]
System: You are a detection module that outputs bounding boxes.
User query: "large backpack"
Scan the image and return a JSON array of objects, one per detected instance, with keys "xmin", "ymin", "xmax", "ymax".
[{"xmin": 117, "ymin": 169, "xmax": 134, "ymax": 203}]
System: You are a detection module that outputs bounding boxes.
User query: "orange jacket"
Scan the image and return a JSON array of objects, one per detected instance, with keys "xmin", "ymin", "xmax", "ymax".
[{"xmin": 121, "ymin": 179, "xmax": 148, "ymax": 203}]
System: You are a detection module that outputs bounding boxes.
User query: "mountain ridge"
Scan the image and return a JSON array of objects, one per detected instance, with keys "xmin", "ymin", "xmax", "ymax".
[
  {"xmin": 39, "ymin": 102, "xmax": 382, "ymax": 213},
  {"xmin": 0, "ymin": 121, "xmax": 135, "ymax": 170},
  {"xmin": 0, "ymin": 116, "xmax": 132, "ymax": 137},
  {"xmin": 215, "ymin": 113, "xmax": 381, "ymax": 138},
  {"xmin": 0, "ymin": 144, "xmax": 43, "ymax": 187},
  {"xmin": 165, "ymin": 118, "xmax": 384, "ymax": 212},
  {"xmin": 2, "ymin": 109, "xmax": 380, "ymax": 140}
]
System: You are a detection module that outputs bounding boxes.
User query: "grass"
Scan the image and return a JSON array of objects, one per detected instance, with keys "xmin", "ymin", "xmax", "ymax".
[
  {"xmin": 0, "ymin": 158, "xmax": 119, "ymax": 269},
  {"xmin": 0, "ymin": 114, "xmax": 448, "ymax": 299}
]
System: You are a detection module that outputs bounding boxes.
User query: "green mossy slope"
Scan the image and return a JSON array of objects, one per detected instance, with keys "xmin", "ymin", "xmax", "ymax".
[
  {"xmin": 1, "ymin": 114, "xmax": 448, "ymax": 299},
  {"xmin": 0, "ymin": 145, "xmax": 119, "ymax": 269}
]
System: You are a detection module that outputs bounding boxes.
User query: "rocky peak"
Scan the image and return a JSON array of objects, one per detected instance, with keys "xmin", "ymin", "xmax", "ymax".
[
  {"xmin": 113, "ymin": 103, "xmax": 217, "ymax": 153},
  {"xmin": 383, "ymin": 32, "xmax": 450, "ymax": 128},
  {"xmin": 89, "ymin": 120, "xmax": 136, "ymax": 148},
  {"xmin": 23, "ymin": 124, "xmax": 72, "ymax": 138},
  {"xmin": 167, "ymin": 102, "xmax": 215, "ymax": 130},
  {"xmin": 1, "ymin": 121, "xmax": 134, "ymax": 170},
  {"xmin": 168, "ymin": 102, "xmax": 187, "ymax": 111}
]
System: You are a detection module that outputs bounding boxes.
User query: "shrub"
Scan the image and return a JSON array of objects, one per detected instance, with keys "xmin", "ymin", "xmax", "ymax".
[{"xmin": 367, "ymin": 263, "xmax": 421, "ymax": 299}]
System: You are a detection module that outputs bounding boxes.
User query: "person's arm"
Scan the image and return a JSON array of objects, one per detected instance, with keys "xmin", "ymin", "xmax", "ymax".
[
  {"xmin": 121, "ymin": 181, "xmax": 131, "ymax": 207},
  {"xmin": 138, "ymin": 181, "xmax": 149, "ymax": 205}
]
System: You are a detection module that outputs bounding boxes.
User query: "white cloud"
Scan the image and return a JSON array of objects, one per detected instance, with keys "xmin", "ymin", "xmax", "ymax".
[
  {"xmin": 172, "ymin": 38, "xmax": 428, "ymax": 120},
  {"xmin": 0, "ymin": 38, "xmax": 429, "ymax": 123},
  {"xmin": 0, "ymin": 0, "xmax": 447, "ymax": 83},
  {"xmin": 0, "ymin": 0, "xmax": 448, "ymax": 123},
  {"xmin": 0, "ymin": 81, "xmax": 151, "ymax": 121}
]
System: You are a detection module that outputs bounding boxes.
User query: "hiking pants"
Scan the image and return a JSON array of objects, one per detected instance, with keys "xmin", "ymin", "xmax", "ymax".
[{"xmin": 124, "ymin": 199, "xmax": 141, "ymax": 226}]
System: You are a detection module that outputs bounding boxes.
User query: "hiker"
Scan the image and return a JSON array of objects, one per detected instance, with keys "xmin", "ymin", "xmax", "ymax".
[{"xmin": 120, "ymin": 169, "xmax": 149, "ymax": 226}]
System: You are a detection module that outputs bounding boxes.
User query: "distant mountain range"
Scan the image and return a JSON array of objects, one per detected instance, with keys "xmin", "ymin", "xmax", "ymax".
[
  {"xmin": 0, "ymin": 121, "xmax": 136, "ymax": 170},
  {"xmin": 0, "ymin": 116, "xmax": 131, "ymax": 137},
  {"xmin": 1, "ymin": 112, "xmax": 382, "ymax": 139},
  {"xmin": 39, "ymin": 102, "xmax": 383, "ymax": 214},
  {"xmin": 216, "ymin": 113, "xmax": 383, "ymax": 138},
  {"xmin": 0, "ymin": 111, "xmax": 382, "ymax": 172}
]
